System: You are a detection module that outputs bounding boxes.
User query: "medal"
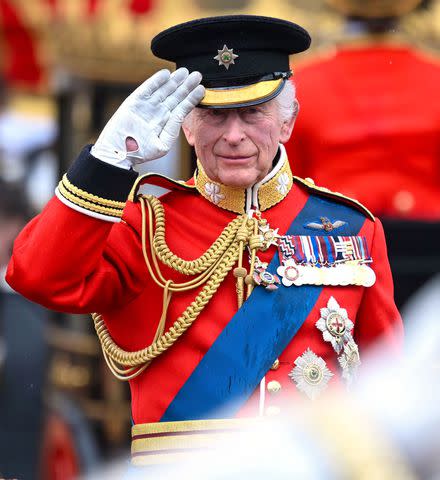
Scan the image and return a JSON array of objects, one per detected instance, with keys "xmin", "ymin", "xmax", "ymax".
[
  {"xmin": 277, "ymin": 259, "xmax": 300, "ymax": 286},
  {"xmin": 258, "ymin": 223, "xmax": 280, "ymax": 251},
  {"xmin": 277, "ymin": 234, "xmax": 375, "ymax": 286},
  {"xmin": 253, "ymin": 259, "xmax": 280, "ymax": 291}
]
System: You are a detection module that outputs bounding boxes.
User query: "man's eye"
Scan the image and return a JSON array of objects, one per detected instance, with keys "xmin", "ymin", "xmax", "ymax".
[
  {"xmin": 241, "ymin": 107, "xmax": 261, "ymax": 120},
  {"xmin": 243, "ymin": 107, "xmax": 261, "ymax": 117},
  {"xmin": 205, "ymin": 109, "xmax": 226, "ymax": 120}
]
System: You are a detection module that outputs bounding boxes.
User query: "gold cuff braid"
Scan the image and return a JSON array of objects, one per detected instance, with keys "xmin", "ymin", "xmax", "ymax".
[{"xmin": 58, "ymin": 174, "xmax": 126, "ymax": 218}]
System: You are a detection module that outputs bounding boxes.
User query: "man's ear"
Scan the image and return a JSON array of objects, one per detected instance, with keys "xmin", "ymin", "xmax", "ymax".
[
  {"xmin": 280, "ymin": 99, "xmax": 299, "ymax": 144},
  {"xmin": 182, "ymin": 116, "xmax": 195, "ymax": 146}
]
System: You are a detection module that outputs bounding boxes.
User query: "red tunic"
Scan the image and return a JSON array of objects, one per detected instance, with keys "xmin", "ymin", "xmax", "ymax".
[
  {"xmin": 286, "ymin": 42, "xmax": 440, "ymax": 220},
  {"xmin": 6, "ymin": 148, "xmax": 403, "ymax": 424}
]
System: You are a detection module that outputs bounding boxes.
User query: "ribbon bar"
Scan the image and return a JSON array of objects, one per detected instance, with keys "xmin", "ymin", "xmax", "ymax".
[{"xmin": 279, "ymin": 235, "xmax": 371, "ymax": 266}]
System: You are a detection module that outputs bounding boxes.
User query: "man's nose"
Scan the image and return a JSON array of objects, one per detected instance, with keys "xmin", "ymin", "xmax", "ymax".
[{"xmin": 222, "ymin": 114, "xmax": 245, "ymax": 145}]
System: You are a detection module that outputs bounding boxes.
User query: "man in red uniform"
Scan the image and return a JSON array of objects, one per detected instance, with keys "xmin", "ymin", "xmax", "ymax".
[
  {"xmin": 286, "ymin": 0, "xmax": 440, "ymax": 220},
  {"xmin": 6, "ymin": 15, "xmax": 402, "ymax": 466}
]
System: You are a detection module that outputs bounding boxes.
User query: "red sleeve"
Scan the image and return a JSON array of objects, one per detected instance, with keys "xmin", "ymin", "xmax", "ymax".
[
  {"xmin": 354, "ymin": 218, "xmax": 404, "ymax": 353},
  {"xmin": 6, "ymin": 196, "xmax": 148, "ymax": 314}
]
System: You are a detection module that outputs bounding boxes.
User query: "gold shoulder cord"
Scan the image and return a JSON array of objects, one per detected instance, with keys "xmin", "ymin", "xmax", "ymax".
[{"xmin": 93, "ymin": 194, "xmax": 264, "ymax": 381}]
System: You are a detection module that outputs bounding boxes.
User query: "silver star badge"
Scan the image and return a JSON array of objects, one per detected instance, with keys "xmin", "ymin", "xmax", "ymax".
[
  {"xmin": 316, "ymin": 296, "xmax": 354, "ymax": 354},
  {"xmin": 289, "ymin": 349, "xmax": 333, "ymax": 400},
  {"xmin": 213, "ymin": 45, "xmax": 238, "ymax": 70}
]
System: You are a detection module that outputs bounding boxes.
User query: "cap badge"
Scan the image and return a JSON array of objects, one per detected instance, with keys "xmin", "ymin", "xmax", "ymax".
[{"xmin": 214, "ymin": 45, "xmax": 238, "ymax": 70}]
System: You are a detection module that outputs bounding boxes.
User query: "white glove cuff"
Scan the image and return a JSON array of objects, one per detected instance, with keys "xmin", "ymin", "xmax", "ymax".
[{"xmin": 90, "ymin": 144, "xmax": 132, "ymax": 170}]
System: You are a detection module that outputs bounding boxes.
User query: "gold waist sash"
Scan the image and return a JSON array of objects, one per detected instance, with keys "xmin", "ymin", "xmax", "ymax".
[{"xmin": 131, "ymin": 418, "xmax": 255, "ymax": 466}]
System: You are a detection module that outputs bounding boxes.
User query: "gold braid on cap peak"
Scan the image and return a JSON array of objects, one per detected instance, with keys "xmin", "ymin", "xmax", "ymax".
[{"xmin": 93, "ymin": 194, "xmax": 266, "ymax": 381}]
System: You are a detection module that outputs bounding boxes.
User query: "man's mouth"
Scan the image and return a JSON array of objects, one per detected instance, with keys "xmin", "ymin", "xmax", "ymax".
[{"xmin": 216, "ymin": 154, "xmax": 255, "ymax": 164}]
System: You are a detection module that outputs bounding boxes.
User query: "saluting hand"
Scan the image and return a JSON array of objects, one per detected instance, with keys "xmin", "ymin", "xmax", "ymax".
[{"xmin": 91, "ymin": 68, "xmax": 205, "ymax": 169}]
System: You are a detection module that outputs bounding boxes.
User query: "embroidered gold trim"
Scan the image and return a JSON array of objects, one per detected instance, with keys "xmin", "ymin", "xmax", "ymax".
[
  {"xmin": 57, "ymin": 181, "xmax": 124, "ymax": 217},
  {"xmin": 195, "ymin": 164, "xmax": 245, "ymax": 212},
  {"xmin": 258, "ymin": 158, "xmax": 293, "ymax": 211},
  {"xmin": 194, "ymin": 149, "xmax": 293, "ymax": 213},
  {"xmin": 61, "ymin": 174, "xmax": 126, "ymax": 208},
  {"xmin": 131, "ymin": 418, "xmax": 257, "ymax": 466}
]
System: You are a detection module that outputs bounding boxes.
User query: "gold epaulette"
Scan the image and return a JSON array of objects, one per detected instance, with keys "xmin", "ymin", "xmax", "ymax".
[
  {"xmin": 293, "ymin": 176, "xmax": 375, "ymax": 221},
  {"xmin": 128, "ymin": 172, "xmax": 196, "ymax": 202}
]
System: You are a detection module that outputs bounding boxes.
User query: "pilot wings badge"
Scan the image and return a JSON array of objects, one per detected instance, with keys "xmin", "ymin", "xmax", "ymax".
[{"xmin": 305, "ymin": 217, "xmax": 347, "ymax": 232}]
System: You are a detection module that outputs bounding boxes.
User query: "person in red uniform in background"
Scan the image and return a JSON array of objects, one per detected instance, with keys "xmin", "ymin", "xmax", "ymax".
[
  {"xmin": 6, "ymin": 15, "xmax": 403, "ymax": 468},
  {"xmin": 285, "ymin": 0, "xmax": 440, "ymax": 220}
]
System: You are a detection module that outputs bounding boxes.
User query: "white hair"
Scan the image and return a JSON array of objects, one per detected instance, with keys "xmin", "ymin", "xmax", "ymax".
[
  {"xmin": 183, "ymin": 79, "xmax": 298, "ymax": 128},
  {"xmin": 274, "ymin": 79, "xmax": 299, "ymax": 122}
]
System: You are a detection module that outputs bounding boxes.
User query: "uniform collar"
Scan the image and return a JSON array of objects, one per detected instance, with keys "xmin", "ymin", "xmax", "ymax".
[{"xmin": 194, "ymin": 144, "xmax": 292, "ymax": 214}]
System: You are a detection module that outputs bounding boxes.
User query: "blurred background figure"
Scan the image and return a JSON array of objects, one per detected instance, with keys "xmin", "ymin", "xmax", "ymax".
[
  {"xmin": 285, "ymin": 0, "xmax": 440, "ymax": 311},
  {"xmin": 0, "ymin": 181, "xmax": 49, "ymax": 479},
  {"xmin": 0, "ymin": 76, "xmax": 58, "ymax": 212},
  {"xmin": 285, "ymin": 0, "xmax": 440, "ymax": 221}
]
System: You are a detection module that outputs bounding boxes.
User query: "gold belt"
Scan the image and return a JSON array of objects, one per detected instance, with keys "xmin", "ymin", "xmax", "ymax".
[{"xmin": 131, "ymin": 418, "xmax": 256, "ymax": 466}]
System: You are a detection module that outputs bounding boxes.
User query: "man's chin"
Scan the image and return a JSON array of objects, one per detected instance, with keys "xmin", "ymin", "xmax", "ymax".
[{"xmin": 219, "ymin": 173, "xmax": 256, "ymax": 189}]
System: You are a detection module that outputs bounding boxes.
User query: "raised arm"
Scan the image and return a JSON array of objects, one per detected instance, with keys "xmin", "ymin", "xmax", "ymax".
[{"xmin": 6, "ymin": 68, "xmax": 204, "ymax": 314}]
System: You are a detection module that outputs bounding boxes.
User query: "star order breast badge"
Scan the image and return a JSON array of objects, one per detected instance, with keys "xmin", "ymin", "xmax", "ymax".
[
  {"xmin": 214, "ymin": 45, "xmax": 238, "ymax": 70},
  {"xmin": 289, "ymin": 349, "xmax": 333, "ymax": 400},
  {"xmin": 316, "ymin": 296, "xmax": 354, "ymax": 354}
]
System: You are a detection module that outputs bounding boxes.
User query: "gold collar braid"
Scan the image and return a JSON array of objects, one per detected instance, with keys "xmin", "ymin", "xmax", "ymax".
[
  {"xmin": 93, "ymin": 194, "xmax": 271, "ymax": 381},
  {"xmin": 194, "ymin": 145, "xmax": 293, "ymax": 214}
]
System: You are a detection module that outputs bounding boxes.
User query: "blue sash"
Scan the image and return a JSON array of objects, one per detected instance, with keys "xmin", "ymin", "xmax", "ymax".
[{"xmin": 161, "ymin": 195, "xmax": 367, "ymax": 421}]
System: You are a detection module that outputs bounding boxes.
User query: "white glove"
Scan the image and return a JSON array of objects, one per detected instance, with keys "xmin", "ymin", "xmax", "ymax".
[{"xmin": 91, "ymin": 68, "xmax": 205, "ymax": 169}]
